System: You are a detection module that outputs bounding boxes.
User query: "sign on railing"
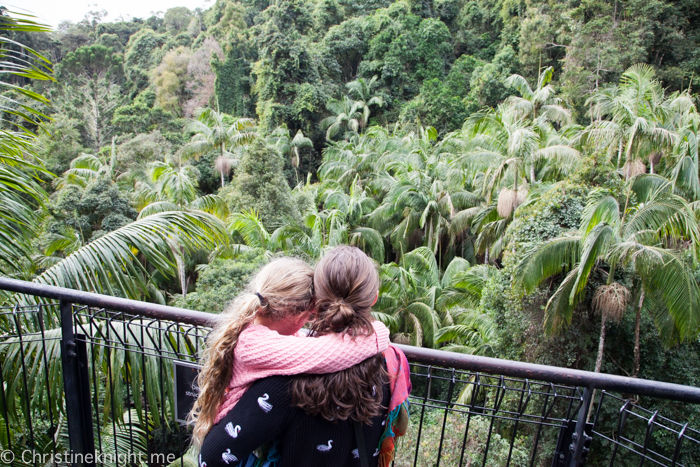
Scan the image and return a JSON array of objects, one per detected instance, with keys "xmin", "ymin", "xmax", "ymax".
[{"xmin": 174, "ymin": 360, "xmax": 201, "ymax": 424}]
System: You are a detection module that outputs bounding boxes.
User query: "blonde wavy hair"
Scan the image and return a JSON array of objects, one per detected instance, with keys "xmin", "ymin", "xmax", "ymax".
[{"xmin": 189, "ymin": 257, "xmax": 314, "ymax": 447}]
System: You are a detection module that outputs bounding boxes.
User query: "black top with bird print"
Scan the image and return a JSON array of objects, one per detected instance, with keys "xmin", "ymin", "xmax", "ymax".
[{"xmin": 199, "ymin": 374, "xmax": 390, "ymax": 467}]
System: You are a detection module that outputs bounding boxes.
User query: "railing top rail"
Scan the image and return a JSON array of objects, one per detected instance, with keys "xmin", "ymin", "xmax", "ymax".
[
  {"xmin": 0, "ymin": 277, "xmax": 215, "ymax": 326},
  {"xmin": 2, "ymin": 276, "xmax": 700, "ymax": 403}
]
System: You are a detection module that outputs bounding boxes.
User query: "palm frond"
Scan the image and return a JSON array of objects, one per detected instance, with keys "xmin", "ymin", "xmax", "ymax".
[
  {"xmin": 571, "ymin": 223, "xmax": 614, "ymax": 299},
  {"xmin": 33, "ymin": 211, "xmax": 229, "ymax": 299},
  {"xmin": 228, "ymin": 209, "xmax": 272, "ymax": 250},
  {"xmin": 544, "ymin": 267, "xmax": 580, "ymax": 334},
  {"xmin": 580, "ymin": 192, "xmax": 620, "ymax": 235},
  {"xmin": 401, "ymin": 247, "xmax": 440, "ymax": 286},
  {"xmin": 350, "ymin": 227, "xmax": 385, "ymax": 262},
  {"xmin": 514, "ymin": 236, "xmax": 582, "ymax": 293}
]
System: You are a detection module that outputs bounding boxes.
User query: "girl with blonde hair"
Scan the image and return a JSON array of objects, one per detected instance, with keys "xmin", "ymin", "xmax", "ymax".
[{"xmin": 190, "ymin": 256, "xmax": 390, "ymax": 447}]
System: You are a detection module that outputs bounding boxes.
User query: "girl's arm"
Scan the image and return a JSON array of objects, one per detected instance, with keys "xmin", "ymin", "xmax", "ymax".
[{"xmin": 236, "ymin": 321, "xmax": 390, "ymax": 374}]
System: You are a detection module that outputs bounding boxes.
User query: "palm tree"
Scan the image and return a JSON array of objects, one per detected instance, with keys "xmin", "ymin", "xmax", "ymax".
[
  {"xmin": 322, "ymin": 176, "xmax": 378, "ymax": 227},
  {"xmin": 375, "ymin": 248, "xmax": 496, "ymax": 351},
  {"xmin": 268, "ymin": 127, "xmax": 313, "ymax": 185},
  {"xmin": 317, "ymin": 130, "xmax": 389, "ymax": 190},
  {"xmin": 0, "ymin": 11, "xmax": 53, "ymax": 276},
  {"xmin": 129, "ymin": 159, "xmax": 230, "ymax": 296},
  {"xmin": 182, "ymin": 108, "xmax": 255, "ymax": 187},
  {"xmin": 515, "ymin": 175, "xmax": 700, "ymax": 376},
  {"xmin": 368, "ymin": 127, "xmax": 479, "ymax": 259},
  {"xmin": 582, "ymin": 65, "xmax": 677, "ymax": 174},
  {"xmin": 669, "ymin": 93, "xmax": 700, "ymax": 200},
  {"xmin": 434, "ymin": 263, "xmax": 499, "ymax": 355},
  {"xmin": 375, "ymin": 247, "xmax": 443, "ymax": 347},
  {"xmin": 505, "ymin": 66, "xmax": 571, "ymax": 124},
  {"xmin": 463, "ymin": 105, "xmax": 580, "ymax": 207},
  {"xmin": 226, "ymin": 208, "xmax": 278, "ymax": 257},
  {"xmin": 346, "ymin": 75, "xmax": 384, "ymax": 131},
  {"xmin": 57, "ymin": 139, "xmax": 118, "ymax": 188},
  {"xmin": 321, "ymin": 97, "xmax": 363, "ymax": 140},
  {"xmin": 33, "ymin": 210, "xmax": 230, "ymax": 301}
]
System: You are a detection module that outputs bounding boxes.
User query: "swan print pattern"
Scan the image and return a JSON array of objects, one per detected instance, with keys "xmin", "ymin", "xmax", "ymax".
[
  {"xmin": 351, "ymin": 448, "xmax": 359, "ymax": 458},
  {"xmin": 257, "ymin": 393, "xmax": 272, "ymax": 413},
  {"xmin": 221, "ymin": 449, "xmax": 238, "ymax": 464},
  {"xmin": 225, "ymin": 422, "xmax": 241, "ymax": 438},
  {"xmin": 199, "ymin": 453, "xmax": 207, "ymax": 467},
  {"xmin": 317, "ymin": 440, "xmax": 333, "ymax": 452}
]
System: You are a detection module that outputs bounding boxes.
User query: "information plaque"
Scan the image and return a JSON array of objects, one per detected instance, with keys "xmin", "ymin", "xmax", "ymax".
[{"xmin": 173, "ymin": 360, "xmax": 202, "ymax": 424}]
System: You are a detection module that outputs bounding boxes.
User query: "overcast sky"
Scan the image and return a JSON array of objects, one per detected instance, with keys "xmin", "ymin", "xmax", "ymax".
[{"xmin": 8, "ymin": 0, "xmax": 212, "ymax": 28}]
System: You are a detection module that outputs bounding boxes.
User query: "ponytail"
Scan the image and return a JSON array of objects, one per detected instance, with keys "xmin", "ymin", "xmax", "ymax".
[
  {"xmin": 190, "ymin": 295, "xmax": 258, "ymax": 446},
  {"xmin": 292, "ymin": 246, "xmax": 386, "ymax": 424}
]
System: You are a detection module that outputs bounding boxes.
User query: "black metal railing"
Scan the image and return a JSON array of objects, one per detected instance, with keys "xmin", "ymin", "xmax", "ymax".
[{"xmin": 0, "ymin": 277, "xmax": 699, "ymax": 467}]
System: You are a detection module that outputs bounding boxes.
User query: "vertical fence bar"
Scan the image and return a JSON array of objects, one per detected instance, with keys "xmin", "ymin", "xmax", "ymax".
[
  {"xmin": 435, "ymin": 368, "xmax": 456, "ymax": 467},
  {"xmin": 37, "ymin": 305, "xmax": 57, "ymax": 460},
  {"xmin": 412, "ymin": 366, "xmax": 432, "ymax": 467},
  {"xmin": 528, "ymin": 383, "xmax": 553, "ymax": 467},
  {"xmin": 568, "ymin": 387, "xmax": 593, "ymax": 467},
  {"xmin": 60, "ymin": 300, "xmax": 95, "ymax": 467},
  {"xmin": 75, "ymin": 335, "xmax": 96, "ymax": 466},
  {"xmin": 0, "ymin": 357, "xmax": 12, "ymax": 452},
  {"xmin": 10, "ymin": 306, "xmax": 35, "ymax": 465}
]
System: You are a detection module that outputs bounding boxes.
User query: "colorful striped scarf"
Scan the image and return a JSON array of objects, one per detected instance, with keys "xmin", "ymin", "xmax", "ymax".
[{"xmin": 377, "ymin": 345, "xmax": 412, "ymax": 467}]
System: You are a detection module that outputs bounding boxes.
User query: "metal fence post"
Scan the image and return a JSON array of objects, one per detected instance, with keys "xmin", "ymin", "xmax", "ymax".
[
  {"xmin": 568, "ymin": 387, "xmax": 593, "ymax": 467},
  {"xmin": 60, "ymin": 300, "xmax": 96, "ymax": 467}
]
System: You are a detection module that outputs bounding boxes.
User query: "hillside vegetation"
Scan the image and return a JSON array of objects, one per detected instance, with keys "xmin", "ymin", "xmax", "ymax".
[{"xmin": 4, "ymin": 0, "xmax": 700, "ymax": 396}]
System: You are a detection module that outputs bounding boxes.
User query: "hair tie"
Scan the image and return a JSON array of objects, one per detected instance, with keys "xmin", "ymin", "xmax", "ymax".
[{"xmin": 255, "ymin": 292, "xmax": 265, "ymax": 304}]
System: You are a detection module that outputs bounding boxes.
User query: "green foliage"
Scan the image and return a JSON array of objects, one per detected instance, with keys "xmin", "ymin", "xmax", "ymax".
[
  {"xmin": 360, "ymin": 3, "xmax": 452, "ymax": 105},
  {"xmin": 394, "ymin": 410, "xmax": 530, "ymax": 466},
  {"xmin": 12, "ymin": 0, "xmax": 700, "ymax": 409},
  {"xmin": 507, "ymin": 182, "xmax": 587, "ymax": 252},
  {"xmin": 252, "ymin": 0, "xmax": 326, "ymax": 134},
  {"xmin": 47, "ymin": 179, "xmax": 138, "ymax": 243},
  {"xmin": 223, "ymin": 139, "xmax": 300, "ymax": 228},
  {"xmin": 400, "ymin": 54, "xmax": 482, "ymax": 133},
  {"xmin": 0, "ymin": 10, "xmax": 52, "ymax": 275},
  {"xmin": 35, "ymin": 115, "xmax": 86, "ymax": 176},
  {"xmin": 58, "ymin": 43, "xmax": 124, "ymax": 81},
  {"xmin": 116, "ymin": 130, "xmax": 171, "ymax": 174},
  {"xmin": 464, "ymin": 45, "xmax": 517, "ymax": 110},
  {"xmin": 152, "ymin": 46, "xmax": 192, "ymax": 116},
  {"xmin": 112, "ymin": 90, "xmax": 185, "ymax": 143},
  {"xmin": 173, "ymin": 252, "xmax": 267, "ymax": 313},
  {"xmin": 214, "ymin": 45, "xmax": 255, "ymax": 118},
  {"xmin": 123, "ymin": 28, "xmax": 167, "ymax": 95},
  {"xmin": 163, "ymin": 7, "xmax": 194, "ymax": 35}
]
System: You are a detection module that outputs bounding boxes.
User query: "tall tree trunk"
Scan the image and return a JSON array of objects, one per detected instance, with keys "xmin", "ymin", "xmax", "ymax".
[
  {"xmin": 530, "ymin": 163, "xmax": 535, "ymax": 184},
  {"xmin": 93, "ymin": 78, "xmax": 101, "ymax": 151},
  {"xmin": 220, "ymin": 143, "xmax": 226, "ymax": 187},
  {"xmin": 633, "ymin": 288, "xmax": 645, "ymax": 377},
  {"xmin": 594, "ymin": 312, "xmax": 607, "ymax": 373},
  {"xmin": 484, "ymin": 244, "xmax": 489, "ymax": 265},
  {"xmin": 617, "ymin": 139, "xmax": 623, "ymax": 169},
  {"xmin": 587, "ymin": 311, "xmax": 608, "ymax": 423}
]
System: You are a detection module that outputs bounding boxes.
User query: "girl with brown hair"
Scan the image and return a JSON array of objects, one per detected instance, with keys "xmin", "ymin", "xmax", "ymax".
[
  {"xmin": 198, "ymin": 246, "xmax": 411, "ymax": 467},
  {"xmin": 190, "ymin": 256, "xmax": 391, "ymax": 448}
]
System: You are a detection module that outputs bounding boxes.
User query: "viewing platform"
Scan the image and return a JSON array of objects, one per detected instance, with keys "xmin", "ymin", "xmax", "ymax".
[{"xmin": 0, "ymin": 277, "xmax": 698, "ymax": 467}]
